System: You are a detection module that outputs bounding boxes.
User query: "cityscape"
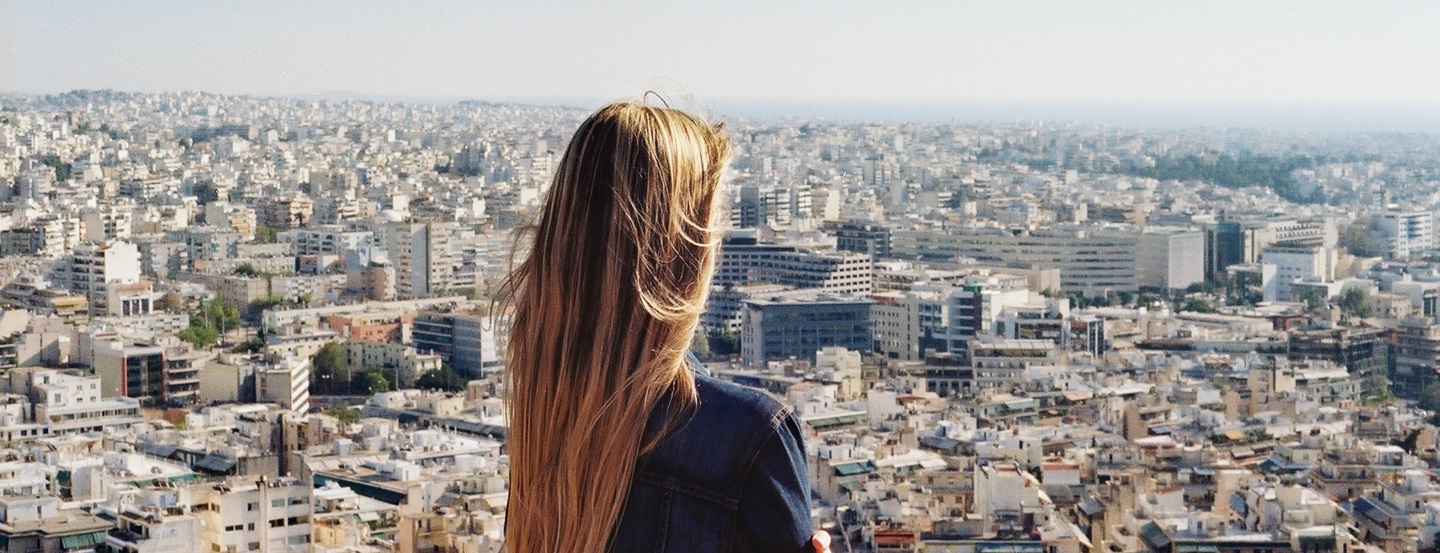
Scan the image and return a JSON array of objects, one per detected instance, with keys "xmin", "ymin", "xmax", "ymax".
[{"xmin": 4, "ymin": 3, "xmax": 1440, "ymax": 553}]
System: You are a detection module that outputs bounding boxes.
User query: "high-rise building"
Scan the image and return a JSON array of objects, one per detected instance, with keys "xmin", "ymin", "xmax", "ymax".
[
  {"xmin": 1368, "ymin": 210, "xmax": 1434, "ymax": 260},
  {"xmin": 740, "ymin": 293, "xmax": 874, "ymax": 368},
  {"xmin": 57, "ymin": 240, "xmax": 142, "ymax": 315},
  {"xmin": 892, "ymin": 226, "xmax": 1139, "ymax": 295},
  {"xmin": 1393, "ymin": 318, "xmax": 1440, "ymax": 396},
  {"xmin": 378, "ymin": 222, "xmax": 456, "ymax": 299},
  {"xmin": 413, "ymin": 311, "xmax": 499, "ymax": 377},
  {"xmin": 715, "ymin": 235, "xmax": 872, "ymax": 295},
  {"xmin": 1260, "ymin": 245, "xmax": 1336, "ymax": 301},
  {"xmin": 1137, "ymin": 228, "xmax": 1205, "ymax": 291},
  {"xmin": 192, "ymin": 476, "xmax": 314, "ymax": 553},
  {"xmin": 825, "ymin": 220, "xmax": 892, "ymax": 259}
]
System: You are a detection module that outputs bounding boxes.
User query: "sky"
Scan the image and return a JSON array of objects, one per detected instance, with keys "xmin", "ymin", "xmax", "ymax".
[{"xmin": 2, "ymin": 1, "xmax": 1438, "ymax": 129}]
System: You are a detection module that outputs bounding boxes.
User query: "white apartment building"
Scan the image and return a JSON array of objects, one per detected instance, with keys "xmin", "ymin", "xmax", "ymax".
[
  {"xmin": 58, "ymin": 240, "xmax": 141, "ymax": 314},
  {"xmin": 377, "ymin": 221, "xmax": 456, "ymax": 299},
  {"xmin": 193, "ymin": 476, "xmax": 313, "ymax": 553},
  {"xmin": 0, "ymin": 368, "xmax": 144, "ymax": 441},
  {"xmin": 1137, "ymin": 228, "xmax": 1205, "ymax": 291},
  {"xmin": 715, "ymin": 238, "xmax": 872, "ymax": 295},
  {"xmin": 281, "ymin": 224, "xmax": 373, "ymax": 256},
  {"xmin": 893, "ymin": 226, "xmax": 1139, "ymax": 295},
  {"xmin": 104, "ymin": 485, "xmax": 204, "ymax": 553},
  {"xmin": 81, "ymin": 202, "xmax": 136, "ymax": 242},
  {"xmin": 256, "ymin": 356, "xmax": 311, "ymax": 415},
  {"xmin": 1368, "ymin": 210, "xmax": 1434, "ymax": 260},
  {"xmin": 1260, "ymin": 245, "xmax": 1337, "ymax": 301}
]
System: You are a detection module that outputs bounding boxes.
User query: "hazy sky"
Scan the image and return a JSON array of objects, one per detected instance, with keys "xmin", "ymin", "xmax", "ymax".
[{"xmin": 2, "ymin": 1, "xmax": 1438, "ymax": 121}]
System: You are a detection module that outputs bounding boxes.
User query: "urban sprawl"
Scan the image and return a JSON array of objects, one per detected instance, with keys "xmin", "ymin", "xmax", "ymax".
[{"xmin": 1, "ymin": 89, "xmax": 1439, "ymax": 552}]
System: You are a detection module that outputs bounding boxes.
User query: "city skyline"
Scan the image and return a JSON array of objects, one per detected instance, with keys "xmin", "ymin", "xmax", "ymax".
[{"xmin": 3, "ymin": 2, "xmax": 1439, "ymax": 131}]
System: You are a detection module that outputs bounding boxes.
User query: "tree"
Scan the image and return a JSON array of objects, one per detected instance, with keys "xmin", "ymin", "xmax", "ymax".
[
  {"xmin": 416, "ymin": 365, "xmax": 468, "ymax": 392},
  {"xmin": 235, "ymin": 263, "xmax": 260, "ymax": 277},
  {"xmin": 1116, "ymin": 291, "xmax": 1136, "ymax": 307},
  {"xmin": 254, "ymin": 225, "xmax": 278, "ymax": 244},
  {"xmin": 311, "ymin": 342, "xmax": 347, "ymax": 394},
  {"xmin": 202, "ymin": 299, "xmax": 241, "ymax": 334},
  {"xmin": 709, "ymin": 329, "xmax": 741, "ymax": 356},
  {"xmin": 158, "ymin": 292, "xmax": 187, "ymax": 312},
  {"xmin": 177, "ymin": 323, "xmax": 218, "ymax": 349},
  {"xmin": 1183, "ymin": 299, "xmax": 1216, "ymax": 314},
  {"xmin": 690, "ymin": 328, "xmax": 711, "ymax": 359},
  {"xmin": 1338, "ymin": 288, "xmax": 1372, "ymax": 319},
  {"xmin": 325, "ymin": 405, "xmax": 361, "ymax": 425},
  {"xmin": 354, "ymin": 370, "xmax": 391, "ymax": 394}
]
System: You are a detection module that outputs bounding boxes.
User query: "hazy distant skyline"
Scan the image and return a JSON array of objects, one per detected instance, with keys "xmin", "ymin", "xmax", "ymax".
[{"xmin": 3, "ymin": 1, "xmax": 1438, "ymax": 130}]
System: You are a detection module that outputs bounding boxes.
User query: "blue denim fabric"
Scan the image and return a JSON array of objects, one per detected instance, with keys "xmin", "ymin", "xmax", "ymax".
[{"xmin": 610, "ymin": 355, "xmax": 814, "ymax": 552}]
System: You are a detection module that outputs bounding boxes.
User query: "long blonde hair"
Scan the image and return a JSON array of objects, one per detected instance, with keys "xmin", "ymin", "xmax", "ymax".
[{"xmin": 497, "ymin": 101, "xmax": 732, "ymax": 552}]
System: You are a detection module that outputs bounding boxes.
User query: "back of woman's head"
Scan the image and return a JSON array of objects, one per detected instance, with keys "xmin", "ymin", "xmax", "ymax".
[{"xmin": 499, "ymin": 101, "xmax": 731, "ymax": 552}]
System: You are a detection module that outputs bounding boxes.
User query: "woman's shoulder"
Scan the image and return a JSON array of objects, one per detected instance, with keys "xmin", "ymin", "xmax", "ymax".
[
  {"xmin": 692, "ymin": 372, "xmax": 792, "ymax": 429},
  {"xmin": 634, "ymin": 374, "xmax": 797, "ymax": 504}
]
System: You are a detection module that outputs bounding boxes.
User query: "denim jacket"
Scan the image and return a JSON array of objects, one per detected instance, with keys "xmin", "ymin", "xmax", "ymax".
[{"xmin": 610, "ymin": 356, "xmax": 814, "ymax": 552}]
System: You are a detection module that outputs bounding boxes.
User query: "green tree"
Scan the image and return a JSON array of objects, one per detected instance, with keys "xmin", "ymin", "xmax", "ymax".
[
  {"xmin": 1183, "ymin": 299, "xmax": 1216, "ymax": 314},
  {"xmin": 202, "ymin": 299, "xmax": 241, "ymax": 334},
  {"xmin": 416, "ymin": 365, "xmax": 468, "ymax": 392},
  {"xmin": 1338, "ymin": 288, "xmax": 1372, "ymax": 319},
  {"xmin": 709, "ymin": 330, "xmax": 741, "ymax": 356},
  {"xmin": 254, "ymin": 225, "xmax": 278, "ymax": 244},
  {"xmin": 690, "ymin": 328, "xmax": 711, "ymax": 359},
  {"xmin": 234, "ymin": 263, "xmax": 260, "ymax": 277},
  {"xmin": 311, "ymin": 342, "xmax": 347, "ymax": 394},
  {"xmin": 176, "ymin": 323, "xmax": 218, "ymax": 349},
  {"xmin": 325, "ymin": 405, "xmax": 361, "ymax": 424},
  {"xmin": 354, "ymin": 369, "xmax": 391, "ymax": 394}
]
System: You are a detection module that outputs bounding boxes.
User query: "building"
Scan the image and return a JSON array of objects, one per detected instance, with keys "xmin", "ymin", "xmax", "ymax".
[
  {"xmin": 342, "ymin": 340, "xmax": 442, "ymax": 388},
  {"xmin": 968, "ymin": 338, "xmax": 1059, "ymax": 391},
  {"xmin": 281, "ymin": 224, "xmax": 373, "ymax": 256},
  {"xmin": 103, "ymin": 485, "xmax": 204, "ymax": 553},
  {"xmin": 871, "ymin": 289, "xmax": 947, "ymax": 361},
  {"xmin": 893, "ymin": 226, "xmax": 1139, "ymax": 295},
  {"xmin": 1287, "ymin": 327, "xmax": 1391, "ymax": 395},
  {"xmin": 377, "ymin": 221, "xmax": 456, "ymax": 299},
  {"xmin": 57, "ymin": 241, "xmax": 141, "ymax": 315},
  {"xmin": 412, "ymin": 311, "xmax": 499, "ymax": 377},
  {"xmin": 0, "ymin": 496, "xmax": 111, "ymax": 553},
  {"xmin": 715, "ymin": 235, "xmax": 872, "ymax": 295},
  {"xmin": 1260, "ymin": 245, "xmax": 1336, "ymax": 301},
  {"xmin": 740, "ymin": 293, "xmax": 874, "ymax": 368},
  {"xmin": 1137, "ymin": 228, "xmax": 1205, "ymax": 290},
  {"xmin": 1368, "ymin": 210, "xmax": 1433, "ymax": 260},
  {"xmin": 825, "ymin": 220, "xmax": 892, "ymax": 259},
  {"xmin": 192, "ymin": 476, "xmax": 313, "ymax": 553},
  {"xmin": 1393, "ymin": 317, "xmax": 1440, "ymax": 396},
  {"xmin": 257, "ymin": 195, "xmax": 314, "ymax": 230},
  {"xmin": 256, "ymin": 356, "xmax": 311, "ymax": 414},
  {"xmin": 92, "ymin": 341, "xmax": 207, "ymax": 407}
]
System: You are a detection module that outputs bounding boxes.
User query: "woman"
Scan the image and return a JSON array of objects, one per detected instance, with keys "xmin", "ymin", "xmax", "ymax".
[{"xmin": 499, "ymin": 102, "xmax": 831, "ymax": 553}]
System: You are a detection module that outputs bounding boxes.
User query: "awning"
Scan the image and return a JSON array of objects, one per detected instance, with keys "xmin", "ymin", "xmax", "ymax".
[
  {"xmin": 194, "ymin": 454, "xmax": 237, "ymax": 474},
  {"xmin": 60, "ymin": 532, "xmax": 105, "ymax": 549},
  {"xmin": 357, "ymin": 511, "xmax": 381, "ymax": 522}
]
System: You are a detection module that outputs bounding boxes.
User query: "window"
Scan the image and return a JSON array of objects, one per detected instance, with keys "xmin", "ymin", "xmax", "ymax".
[
  {"xmin": 271, "ymin": 499, "xmax": 285, "ymax": 508},
  {"xmin": 246, "ymin": 502, "xmax": 258, "ymax": 511}
]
